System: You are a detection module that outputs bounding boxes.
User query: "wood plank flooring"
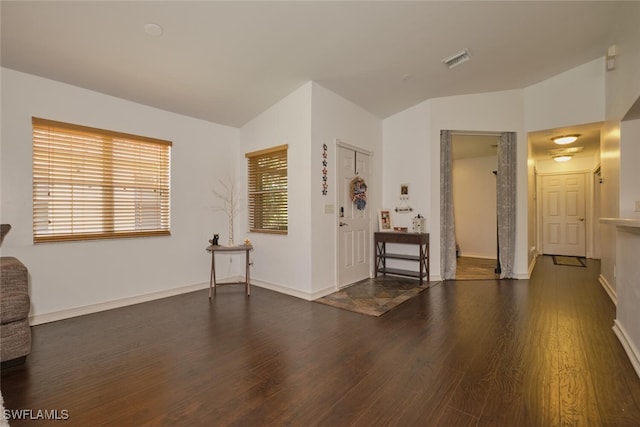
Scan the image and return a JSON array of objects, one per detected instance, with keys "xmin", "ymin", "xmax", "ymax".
[
  {"xmin": 2, "ymin": 256, "xmax": 640, "ymax": 426},
  {"xmin": 455, "ymin": 256, "xmax": 500, "ymax": 280}
]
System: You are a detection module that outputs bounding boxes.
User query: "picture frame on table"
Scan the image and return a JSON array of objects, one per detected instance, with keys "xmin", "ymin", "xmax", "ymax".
[{"xmin": 378, "ymin": 209, "xmax": 393, "ymax": 232}]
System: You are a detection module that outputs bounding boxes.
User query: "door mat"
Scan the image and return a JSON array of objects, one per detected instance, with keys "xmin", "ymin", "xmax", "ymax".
[
  {"xmin": 315, "ymin": 276, "xmax": 429, "ymax": 317},
  {"xmin": 552, "ymin": 255, "xmax": 586, "ymax": 267}
]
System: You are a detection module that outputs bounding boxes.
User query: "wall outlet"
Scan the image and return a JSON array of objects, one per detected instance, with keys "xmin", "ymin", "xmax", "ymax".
[{"xmin": 635, "ymin": 201, "xmax": 640, "ymax": 212}]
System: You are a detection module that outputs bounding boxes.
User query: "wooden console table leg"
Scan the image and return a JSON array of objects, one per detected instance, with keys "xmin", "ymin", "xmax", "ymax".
[
  {"xmin": 419, "ymin": 243, "xmax": 424, "ymax": 285},
  {"xmin": 246, "ymin": 249, "xmax": 251, "ymax": 297}
]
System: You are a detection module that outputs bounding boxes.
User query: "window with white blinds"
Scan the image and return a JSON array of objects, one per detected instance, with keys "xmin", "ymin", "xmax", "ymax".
[
  {"xmin": 32, "ymin": 117, "xmax": 171, "ymax": 243},
  {"xmin": 245, "ymin": 144, "xmax": 288, "ymax": 234}
]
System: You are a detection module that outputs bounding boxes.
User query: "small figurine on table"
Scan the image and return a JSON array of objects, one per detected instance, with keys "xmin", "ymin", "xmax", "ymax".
[{"xmin": 210, "ymin": 234, "xmax": 219, "ymax": 246}]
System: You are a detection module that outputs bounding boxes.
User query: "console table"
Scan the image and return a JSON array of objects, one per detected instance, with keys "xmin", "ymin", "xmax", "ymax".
[
  {"xmin": 374, "ymin": 232, "xmax": 429, "ymax": 285},
  {"xmin": 206, "ymin": 244, "xmax": 253, "ymax": 298}
]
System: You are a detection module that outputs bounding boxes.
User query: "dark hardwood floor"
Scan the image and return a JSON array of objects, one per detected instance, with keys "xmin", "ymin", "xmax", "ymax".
[{"xmin": 2, "ymin": 256, "xmax": 640, "ymax": 426}]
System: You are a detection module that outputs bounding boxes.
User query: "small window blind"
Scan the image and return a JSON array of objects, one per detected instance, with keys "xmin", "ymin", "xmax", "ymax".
[
  {"xmin": 32, "ymin": 117, "xmax": 171, "ymax": 243},
  {"xmin": 246, "ymin": 144, "xmax": 288, "ymax": 234}
]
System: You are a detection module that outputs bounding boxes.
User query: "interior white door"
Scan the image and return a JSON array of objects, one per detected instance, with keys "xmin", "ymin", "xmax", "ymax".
[
  {"xmin": 337, "ymin": 146, "xmax": 371, "ymax": 288},
  {"xmin": 542, "ymin": 173, "xmax": 586, "ymax": 256}
]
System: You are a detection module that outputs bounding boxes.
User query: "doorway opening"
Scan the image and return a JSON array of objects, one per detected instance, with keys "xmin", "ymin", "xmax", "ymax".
[
  {"xmin": 441, "ymin": 130, "xmax": 516, "ymax": 281},
  {"xmin": 451, "ymin": 133, "xmax": 500, "ymax": 280},
  {"xmin": 528, "ymin": 122, "xmax": 603, "ymax": 260}
]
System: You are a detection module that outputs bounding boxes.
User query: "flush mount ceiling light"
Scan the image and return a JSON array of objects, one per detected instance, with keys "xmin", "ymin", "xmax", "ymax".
[
  {"xmin": 549, "ymin": 146, "xmax": 583, "ymax": 156},
  {"xmin": 442, "ymin": 48, "xmax": 471, "ymax": 69},
  {"xmin": 552, "ymin": 134, "xmax": 579, "ymax": 145},
  {"xmin": 144, "ymin": 23, "xmax": 163, "ymax": 37},
  {"xmin": 553, "ymin": 154, "xmax": 573, "ymax": 162}
]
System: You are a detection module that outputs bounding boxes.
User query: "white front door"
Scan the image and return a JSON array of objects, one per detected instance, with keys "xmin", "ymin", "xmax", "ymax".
[
  {"xmin": 542, "ymin": 173, "xmax": 586, "ymax": 256},
  {"xmin": 337, "ymin": 146, "xmax": 371, "ymax": 288}
]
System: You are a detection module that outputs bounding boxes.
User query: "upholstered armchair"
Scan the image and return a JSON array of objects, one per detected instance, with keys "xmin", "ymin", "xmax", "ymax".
[{"xmin": 0, "ymin": 224, "xmax": 31, "ymax": 366}]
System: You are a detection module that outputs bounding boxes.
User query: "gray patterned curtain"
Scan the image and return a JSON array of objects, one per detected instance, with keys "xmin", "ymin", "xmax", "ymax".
[
  {"xmin": 497, "ymin": 132, "xmax": 516, "ymax": 279},
  {"xmin": 440, "ymin": 130, "xmax": 457, "ymax": 280}
]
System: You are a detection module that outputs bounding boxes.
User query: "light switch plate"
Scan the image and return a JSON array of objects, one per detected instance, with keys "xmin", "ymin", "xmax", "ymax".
[{"xmin": 324, "ymin": 204, "xmax": 335, "ymax": 214}]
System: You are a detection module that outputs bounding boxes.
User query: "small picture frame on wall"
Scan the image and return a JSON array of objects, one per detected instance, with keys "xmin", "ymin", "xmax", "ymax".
[{"xmin": 378, "ymin": 209, "xmax": 393, "ymax": 232}]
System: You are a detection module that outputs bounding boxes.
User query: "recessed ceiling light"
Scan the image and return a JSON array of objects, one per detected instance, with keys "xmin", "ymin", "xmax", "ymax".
[
  {"xmin": 552, "ymin": 135, "xmax": 579, "ymax": 145},
  {"xmin": 144, "ymin": 23, "xmax": 163, "ymax": 37}
]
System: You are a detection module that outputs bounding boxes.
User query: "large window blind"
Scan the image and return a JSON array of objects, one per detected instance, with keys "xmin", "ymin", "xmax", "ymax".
[
  {"xmin": 32, "ymin": 117, "xmax": 171, "ymax": 243},
  {"xmin": 246, "ymin": 144, "xmax": 288, "ymax": 234}
]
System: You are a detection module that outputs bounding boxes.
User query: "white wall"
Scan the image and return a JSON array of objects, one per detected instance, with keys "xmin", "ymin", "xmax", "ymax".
[
  {"xmin": 612, "ymin": 117, "xmax": 640, "ymax": 378},
  {"xmin": 239, "ymin": 83, "xmax": 313, "ymax": 298},
  {"xmin": 527, "ymin": 143, "xmax": 536, "ymax": 272},
  {"xmin": 0, "ymin": 68, "xmax": 240, "ymax": 323},
  {"xmin": 619, "ymin": 119, "xmax": 640, "ymax": 217},
  {"xmin": 524, "ymin": 58, "xmax": 606, "ymax": 132},
  {"xmin": 605, "ymin": 2, "xmax": 640, "ymax": 121},
  {"xmin": 602, "ymin": 5, "xmax": 640, "ymax": 378},
  {"xmin": 382, "ymin": 101, "xmax": 431, "ymax": 230},
  {"xmin": 613, "ymin": 227, "xmax": 640, "ymax": 378},
  {"xmin": 452, "ymin": 155, "xmax": 497, "ymax": 259},
  {"xmin": 599, "ymin": 121, "xmax": 621, "ymax": 297},
  {"xmin": 599, "ymin": 1, "xmax": 640, "ymax": 301},
  {"xmin": 310, "ymin": 82, "xmax": 382, "ymax": 296}
]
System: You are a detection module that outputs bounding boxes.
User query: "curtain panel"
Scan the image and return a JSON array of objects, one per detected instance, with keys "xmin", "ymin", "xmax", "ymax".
[
  {"xmin": 497, "ymin": 132, "xmax": 517, "ymax": 279},
  {"xmin": 440, "ymin": 130, "xmax": 457, "ymax": 280}
]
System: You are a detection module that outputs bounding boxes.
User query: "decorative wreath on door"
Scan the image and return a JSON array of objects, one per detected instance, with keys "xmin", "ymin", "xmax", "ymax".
[{"xmin": 350, "ymin": 176, "xmax": 367, "ymax": 210}]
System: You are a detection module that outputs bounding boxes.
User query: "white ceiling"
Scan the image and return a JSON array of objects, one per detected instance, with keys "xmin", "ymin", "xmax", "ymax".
[{"xmin": 1, "ymin": 1, "xmax": 635, "ymax": 128}]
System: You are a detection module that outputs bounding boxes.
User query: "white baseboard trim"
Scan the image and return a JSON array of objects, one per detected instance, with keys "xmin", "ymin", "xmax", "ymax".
[
  {"xmin": 459, "ymin": 253, "xmax": 497, "ymax": 260},
  {"xmin": 598, "ymin": 274, "xmax": 617, "ymax": 305},
  {"xmin": 249, "ymin": 278, "xmax": 327, "ymax": 301},
  {"xmin": 528, "ymin": 255, "xmax": 537, "ymax": 278},
  {"xmin": 613, "ymin": 320, "xmax": 640, "ymax": 379},
  {"xmin": 29, "ymin": 281, "xmax": 210, "ymax": 326},
  {"xmin": 311, "ymin": 285, "xmax": 340, "ymax": 300}
]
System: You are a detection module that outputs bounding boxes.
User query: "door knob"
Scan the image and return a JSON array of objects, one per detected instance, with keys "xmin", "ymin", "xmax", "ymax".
[
  {"xmin": 578, "ymin": 217, "xmax": 585, "ymax": 221},
  {"xmin": 339, "ymin": 222, "xmax": 348, "ymax": 227}
]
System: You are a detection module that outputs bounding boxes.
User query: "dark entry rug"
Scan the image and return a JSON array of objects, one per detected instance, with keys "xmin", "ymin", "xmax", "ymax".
[
  {"xmin": 315, "ymin": 276, "xmax": 429, "ymax": 317},
  {"xmin": 552, "ymin": 255, "xmax": 586, "ymax": 267}
]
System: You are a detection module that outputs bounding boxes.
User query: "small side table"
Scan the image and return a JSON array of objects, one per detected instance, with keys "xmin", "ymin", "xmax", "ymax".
[
  {"xmin": 206, "ymin": 244, "xmax": 253, "ymax": 298},
  {"xmin": 374, "ymin": 232, "xmax": 429, "ymax": 285}
]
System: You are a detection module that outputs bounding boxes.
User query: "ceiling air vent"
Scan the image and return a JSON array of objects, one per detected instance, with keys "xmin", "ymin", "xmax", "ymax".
[{"xmin": 442, "ymin": 48, "xmax": 471, "ymax": 69}]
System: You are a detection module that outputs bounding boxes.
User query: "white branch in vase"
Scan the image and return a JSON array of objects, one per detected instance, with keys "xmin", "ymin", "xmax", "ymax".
[{"xmin": 211, "ymin": 176, "xmax": 242, "ymax": 246}]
